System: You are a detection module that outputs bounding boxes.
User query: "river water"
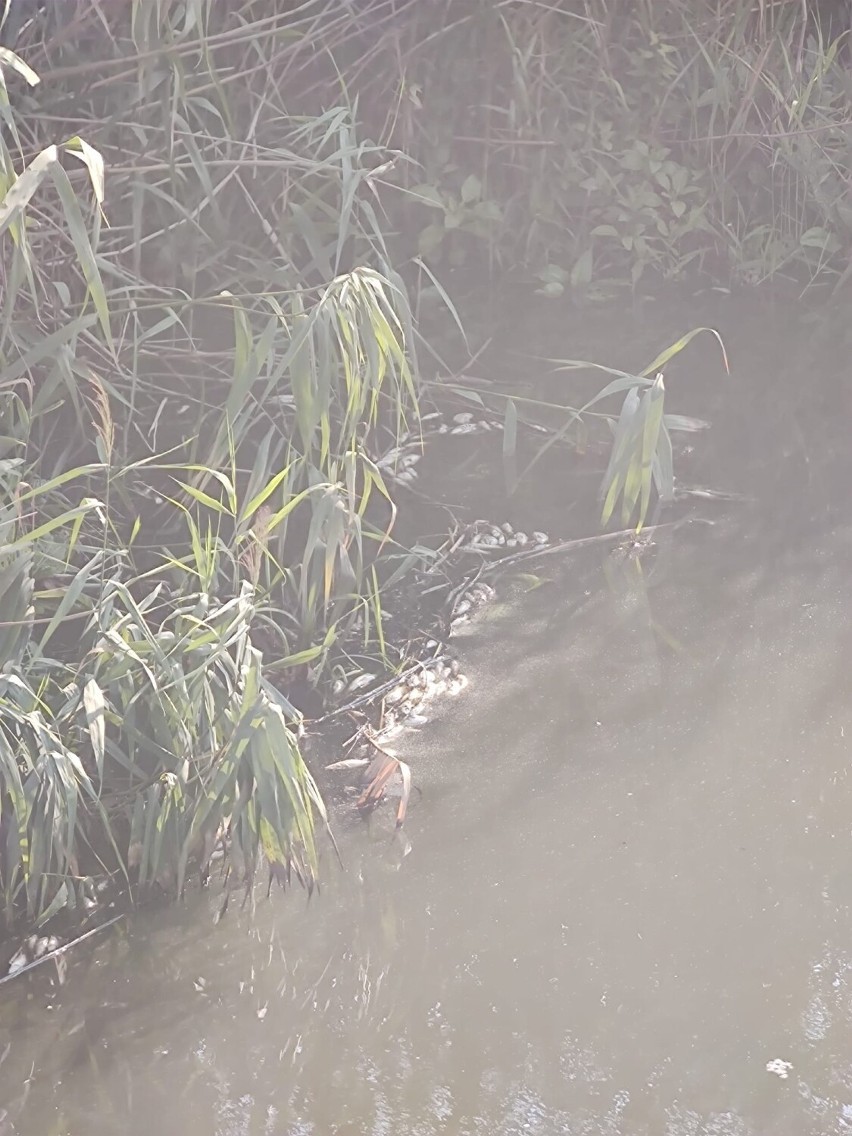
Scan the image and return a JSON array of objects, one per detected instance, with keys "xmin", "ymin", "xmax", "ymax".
[{"xmin": 3, "ymin": 293, "xmax": 852, "ymax": 1134}]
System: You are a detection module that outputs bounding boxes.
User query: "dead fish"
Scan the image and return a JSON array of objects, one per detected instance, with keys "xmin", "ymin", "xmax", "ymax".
[{"xmin": 347, "ymin": 673, "xmax": 377, "ymax": 693}]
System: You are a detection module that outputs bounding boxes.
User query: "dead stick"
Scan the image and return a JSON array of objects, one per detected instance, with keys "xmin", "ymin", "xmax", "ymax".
[
  {"xmin": 481, "ymin": 517, "xmax": 713, "ymax": 575},
  {"xmin": 0, "ymin": 913, "xmax": 125, "ymax": 988}
]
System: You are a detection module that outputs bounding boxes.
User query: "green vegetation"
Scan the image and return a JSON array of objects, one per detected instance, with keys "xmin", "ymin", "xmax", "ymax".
[
  {"xmin": 0, "ymin": 1, "xmax": 418, "ymax": 930},
  {"xmin": 0, "ymin": 0, "xmax": 841, "ymax": 933},
  {"xmin": 393, "ymin": 0, "xmax": 852, "ymax": 293}
]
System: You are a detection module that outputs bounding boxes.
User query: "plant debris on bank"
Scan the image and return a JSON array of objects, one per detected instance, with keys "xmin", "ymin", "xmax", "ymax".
[{"xmin": 0, "ymin": 0, "xmax": 827, "ymax": 948}]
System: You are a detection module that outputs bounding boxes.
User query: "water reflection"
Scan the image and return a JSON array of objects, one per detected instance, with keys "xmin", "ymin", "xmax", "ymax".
[{"xmin": 4, "ymin": 302, "xmax": 852, "ymax": 1134}]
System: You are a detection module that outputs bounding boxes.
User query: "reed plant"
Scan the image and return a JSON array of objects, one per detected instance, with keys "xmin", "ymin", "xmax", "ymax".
[
  {"xmin": 0, "ymin": 0, "xmax": 816, "ymax": 929},
  {"xmin": 0, "ymin": 1, "xmax": 422, "ymax": 928}
]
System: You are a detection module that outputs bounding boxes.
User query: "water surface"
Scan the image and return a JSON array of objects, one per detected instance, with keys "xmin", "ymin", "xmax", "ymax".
[{"xmin": 3, "ymin": 296, "xmax": 852, "ymax": 1135}]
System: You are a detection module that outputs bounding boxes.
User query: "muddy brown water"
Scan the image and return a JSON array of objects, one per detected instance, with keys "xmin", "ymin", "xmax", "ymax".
[{"xmin": 3, "ymin": 294, "xmax": 852, "ymax": 1134}]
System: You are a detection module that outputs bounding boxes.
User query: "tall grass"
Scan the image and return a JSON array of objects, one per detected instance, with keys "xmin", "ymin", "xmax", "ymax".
[
  {"xmin": 372, "ymin": 0, "xmax": 852, "ymax": 293},
  {"xmin": 0, "ymin": 1, "xmax": 425, "ymax": 929}
]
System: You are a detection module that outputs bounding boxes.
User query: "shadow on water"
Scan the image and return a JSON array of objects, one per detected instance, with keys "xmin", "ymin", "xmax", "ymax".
[{"xmin": 5, "ymin": 294, "xmax": 852, "ymax": 1134}]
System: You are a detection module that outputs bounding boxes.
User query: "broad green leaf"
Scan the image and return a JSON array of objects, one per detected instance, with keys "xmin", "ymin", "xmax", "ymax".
[
  {"xmin": 63, "ymin": 136, "xmax": 105, "ymax": 204},
  {"xmin": 0, "ymin": 47, "xmax": 39, "ymax": 87},
  {"xmin": 600, "ymin": 387, "xmax": 640, "ymax": 527},
  {"xmin": 82, "ymin": 678, "xmax": 106, "ymax": 787},
  {"xmin": 178, "ymin": 481, "xmax": 230, "ymax": 515},
  {"xmin": 640, "ymin": 327, "xmax": 729, "ymax": 377},
  {"xmin": 241, "ymin": 461, "xmax": 295, "ymax": 523},
  {"xmin": 460, "ymin": 174, "xmax": 481, "ymax": 204},
  {"xmin": 637, "ymin": 374, "xmax": 665, "ymax": 530},
  {"xmin": 50, "ymin": 164, "xmax": 112, "ymax": 347},
  {"xmin": 0, "ymin": 144, "xmax": 57, "ymax": 240}
]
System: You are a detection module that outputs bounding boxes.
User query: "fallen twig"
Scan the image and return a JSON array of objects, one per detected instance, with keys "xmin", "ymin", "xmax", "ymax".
[
  {"xmin": 0, "ymin": 913, "xmax": 125, "ymax": 988},
  {"xmin": 481, "ymin": 517, "xmax": 715, "ymax": 575}
]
